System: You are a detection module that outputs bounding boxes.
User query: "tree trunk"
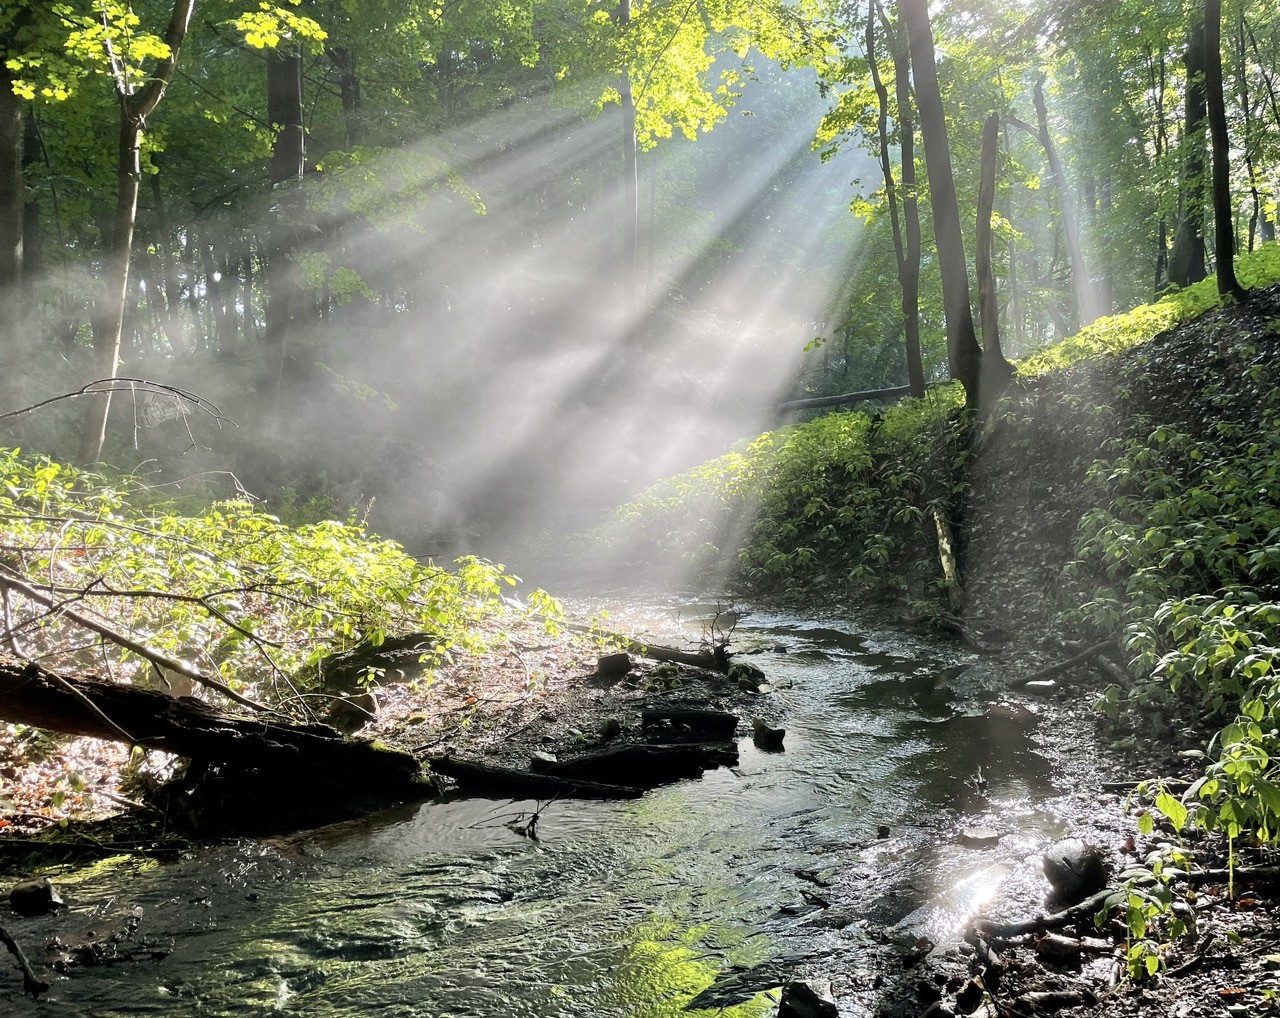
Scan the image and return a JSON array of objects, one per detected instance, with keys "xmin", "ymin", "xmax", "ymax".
[
  {"xmin": 325, "ymin": 47, "xmax": 363, "ymax": 147},
  {"xmin": 78, "ymin": 113, "xmax": 145, "ymax": 464},
  {"xmin": 0, "ymin": 76, "xmax": 23, "ymax": 307},
  {"xmin": 1204, "ymin": 0, "xmax": 1246, "ymax": 302},
  {"xmin": 265, "ymin": 49, "xmax": 305, "ymax": 399},
  {"xmin": 899, "ymin": 0, "xmax": 983, "ymax": 407},
  {"xmin": 975, "ymin": 113, "xmax": 1012, "ymax": 373},
  {"xmin": 1168, "ymin": 13, "xmax": 1208, "ymax": 288},
  {"xmin": 617, "ymin": 0, "xmax": 639, "ymax": 320},
  {"xmin": 869, "ymin": 2, "xmax": 925, "ymax": 397},
  {"xmin": 0, "ymin": 662, "xmax": 427, "ymax": 805},
  {"xmin": 78, "ymin": 0, "xmax": 194, "ymax": 464},
  {"xmin": 1032, "ymin": 77, "xmax": 1100, "ymax": 325}
]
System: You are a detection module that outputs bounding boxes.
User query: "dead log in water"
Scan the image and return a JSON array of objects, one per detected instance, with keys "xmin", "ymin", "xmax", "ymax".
[
  {"xmin": 534, "ymin": 742, "xmax": 739, "ymax": 787},
  {"xmin": 0, "ymin": 660, "xmax": 425, "ymax": 800},
  {"xmin": 425, "ymin": 756, "xmax": 644, "ymax": 800}
]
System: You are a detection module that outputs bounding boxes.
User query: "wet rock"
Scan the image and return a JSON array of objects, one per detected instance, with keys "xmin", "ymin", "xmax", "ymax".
[
  {"xmin": 1042, "ymin": 839, "xmax": 1108, "ymax": 902},
  {"xmin": 530, "ymin": 750, "xmax": 558, "ymax": 770},
  {"xmin": 960, "ymin": 828, "xmax": 1001, "ymax": 849},
  {"xmin": 751, "ymin": 718, "xmax": 785, "ymax": 750},
  {"xmin": 954, "ymin": 973, "xmax": 985, "ymax": 1015},
  {"xmin": 728, "ymin": 661, "xmax": 766, "ymax": 683},
  {"xmin": 778, "ymin": 978, "xmax": 838, "ymax": 1018},
  {"xmin": 9, "ymin": 877, "xmax": 64, "ymax": 916},
  {"xmin": 877, "ymin": 824, "xmax": 891, "ymax": 839},
  {"xmin": 1022, "ymin": 680, "xmax": 1058, "ymax": 695}
]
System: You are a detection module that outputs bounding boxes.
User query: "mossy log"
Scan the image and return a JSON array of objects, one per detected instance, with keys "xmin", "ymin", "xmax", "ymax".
[{"xmin": 0, "ymin": 660, "xmax": 424, "ymax": 797}]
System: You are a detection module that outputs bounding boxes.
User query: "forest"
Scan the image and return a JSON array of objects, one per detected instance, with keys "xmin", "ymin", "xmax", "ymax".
[{"xmin": 1, "ymin": 0, "xmax": 1280, "ymax": 1015}]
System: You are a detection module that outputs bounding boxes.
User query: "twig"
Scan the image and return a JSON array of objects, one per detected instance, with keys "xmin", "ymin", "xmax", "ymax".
[
  {"xmin": 0, "ymin": 925, "xmax": 51, "ymax": 999},
  {"xmin": 0, "ymin": 377, "xmax": 234, "ymax": 428},
  {"xmin": 0, "ymin": 568, "xmax": 266, "ymax": 712}
]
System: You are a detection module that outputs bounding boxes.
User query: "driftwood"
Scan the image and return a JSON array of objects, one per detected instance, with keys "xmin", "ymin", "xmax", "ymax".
[
  {"xmin": 928, "ymin": 506, "xmax": 964, "ymax": 611},
  {"xmin": 534, "ymin": 742, "xmax": 738, "ymax": 787},
  {"xmin": 641, "ymin": 707, "xmax": 739, "ymax": 740},
  {"xmin": 0, "ymin": 660, "xmax": 424, "ymax": 798},
  {"xmin": 972, "ymin": 886, "xmax": 1118, "ymax": 939},
  {"xmin": 564, "ymin": 623, "xmax": 729, "ymax": 672},
  {"xmin": 426, "ymin": 755, "xmax": 644, "ymax": 800},
  {"xmin": 1009, "ymin": 642, "xmax": 1116, "ymax": 688},
  {"xmin": 0, "ymin": 926, "xmax": 50, "ymax": 999}
]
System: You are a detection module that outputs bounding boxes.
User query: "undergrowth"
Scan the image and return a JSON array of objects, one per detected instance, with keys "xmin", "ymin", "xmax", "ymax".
[{"xmin": 0, "ymin": 448, "xmax": 560, "ymax": 711}]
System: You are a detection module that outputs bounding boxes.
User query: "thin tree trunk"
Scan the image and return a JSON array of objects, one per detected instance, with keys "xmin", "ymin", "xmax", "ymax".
[
  {"xmin": 1203, "ymin": 0, "xmax": 1246, "ymax": 301},
  {"xmin": 975, "ymin": 113, "xmax": 1012, "ymax": 373},
  {"xmin": 1032, "ymin": 77, "xmax": 1099, "ymax": 325},
  {"xmin": 1168, "ymin": 13, "xmax": 1208, "ymax": 288},
  {"xmin": 617, "ymin": 0, "xmax": 639, "ymax": 320},
  {"xmin": 325, "ymin": 47, "xmax": 363, "ymax": 147},
  {"xmin": 868, "ymin": 2, "xmax": 925, "ymax": 397},
  {"xmin": 148, "ymin": 169, "xmax": 184, "ymax": 356},
  {"xmin": 899, "ymin": 0, "xmax": 983, "ymax": 406},
  {"xmin": 0, "ymin": 76, "xmax": 23, "ymax": 305},
  {"xmin": 265, "ymin": 48, "xmax": 305, "ymax": 399},
  {"xmin": 79, "ymin": 0, "xmax": 195, "ymax": 464}
]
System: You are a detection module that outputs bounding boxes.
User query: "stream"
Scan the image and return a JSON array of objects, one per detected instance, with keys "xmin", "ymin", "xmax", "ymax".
[{"xmin": 3, "ymin": 596, "xmax": 1095, "ymax": 1017}]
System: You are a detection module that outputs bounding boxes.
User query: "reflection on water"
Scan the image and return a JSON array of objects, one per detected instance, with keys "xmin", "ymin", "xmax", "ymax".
[{"xmin": 3, "ymin": 600, "xmax": 1068, "ymax": 1017}]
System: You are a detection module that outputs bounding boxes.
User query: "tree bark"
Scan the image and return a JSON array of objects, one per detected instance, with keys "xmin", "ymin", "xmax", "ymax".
[
  {"xmin": 778, "ymin": 385, "xmax": 912, "ymax": 412},
  {"xmin": 975, "ymin": 113, "xmax": 1012, "ymax": 374},
  {"xmin": 78, "ymin": 0, "xmax": 195, "ymax": 464},
  {"xmin": 0, "ymin": 74, "xmax": 23, "ymax": 308},
  {"xmin": 1204, "ymin": 0, "xmax": 1246, "ymax": 302},
  {"xmin": 1168, "ymin": 13, "xmax": 1208, "ymax": 288},
  {"xmin": 869, "ymin": 2, "xmax": 925, "ymax": 397},
  {"xmin": 899, "ymin": 0, "xmax": 983, "ymax": 407},
  {"xmin": 325, "ymin": 47, "xmax": 363, "ymax": 147}
]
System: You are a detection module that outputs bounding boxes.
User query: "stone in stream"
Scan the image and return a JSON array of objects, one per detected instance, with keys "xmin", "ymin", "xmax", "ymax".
[
  {"xmin": 959, "ymin": 828, "xmax": 1001, "ymax": 849},
  {"xmin": 751, "ymin": 718, "xmax": 785, "ymax": 750},
  {"xmin": 1041, "ymin": 838, "xmax": 1109, "ymax": 902},
  {"xmin": 778, "ymin": 978, "xmax": 839, "ymax": 1018},
  {"xmin": 10, "ymin": 877, "xmax": 65, "ymax": 916}
]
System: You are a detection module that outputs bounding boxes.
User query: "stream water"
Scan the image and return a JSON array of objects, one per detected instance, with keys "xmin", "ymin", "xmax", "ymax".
[{"xmin": 4, "ymin": 597, "xmax": 1088, "ymax": 1017}]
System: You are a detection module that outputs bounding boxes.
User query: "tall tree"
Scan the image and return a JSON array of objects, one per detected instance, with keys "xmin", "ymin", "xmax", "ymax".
[
  {"xmin": 866, "ymin": 1, "xmax": 925, "ymax": 397},
  {"xmin": 898, "ymin": 0, "xmax": 983, "ymax": 406},
  {"xmin": 1168, "ymin": 10, "xmax": 1208, "ymax": 288},
  {"xmin": 1203, "ymin": 0, "xmax": 1246, "ymax": 302},
  {"xmin": 78, "ymin": 0, "xmax": 195, "ymax": 465}
]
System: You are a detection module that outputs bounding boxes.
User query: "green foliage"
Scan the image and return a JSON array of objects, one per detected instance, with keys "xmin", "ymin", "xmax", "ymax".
[
  {"xmin": 603, "ymin": 383, "xmax": 965, "ymax": 591},
  {"xmin": 1019, "ymin": 245, "xmax": 1280, "ymax": 377},
  {"xmin": 0, "ymin": 447, "xmax": 560, "ymax": 705}
]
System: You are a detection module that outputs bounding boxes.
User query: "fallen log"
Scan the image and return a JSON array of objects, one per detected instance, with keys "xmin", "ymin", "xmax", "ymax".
[
  {"xmin": 0, "ymin": 660, "xmax": 425, "ymax": 798},
  {"xmin": 972, "ymin": 886, "xmax": 1120, "ymax": 939},
  {"xmin": 776, "ymin": 385, "xmax": 912, "ymax": 412},
  {"xmin": 563, "ymin": 623, "xmax": 729, "ymax": 672},
  {"xmin": 1009, "ymin": 642, "xmax": 1116, "ymax": 688},
  {"xmin": 641, "ymin": 707, "xmax": 739, "ymax": 740},
  {"xmin": 534, "ymin": 742, "xmax": 738, "ymax": 787},
  {"xmin": 425, "ymin": 756, "xmax": 643, "ymax": 800}
]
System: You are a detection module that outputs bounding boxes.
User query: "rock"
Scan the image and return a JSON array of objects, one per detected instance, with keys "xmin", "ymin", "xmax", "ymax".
[
  {"xmin": 877, "ymin": 824, "xmax": 891, "ymax": 839},
  {"xmin": 596, "ymin": 652, "xmax": 632, "ymax": 677},
  {"xmin": 9, "ymin": 877, "xmax": 64, "ymax": 917},
  {"xmin": 598, "ymin": 717, "xmax": 622, "ymax": 740},
  {"xmin": 530, "ymin": 751, "xmax": 558, "ymax": 770},
  {"xmin": 778, "ymin": 978, "xmax": 838, "ymax": 1018},
  {"xmin": 1042, "ymin": 839, "xmax": 1109, "ymax": 902},
  {"xmin": 324, "ymin": 691, "xmax": 378, "ymax": 733},
  {"xmin": 959, "ymin": 828, "xmax": 1001, "ymax": 849},
  {"xmin": 954, "ymin": 974, "xmax": 985, "ymax": 1015},
  {"xmin": 1022, "ymin": 679, "xmax": 1057, "ymax": 695},
  {"xmin": 751, "ymin": 718, "xmax": 785, "ymax": 750}
]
